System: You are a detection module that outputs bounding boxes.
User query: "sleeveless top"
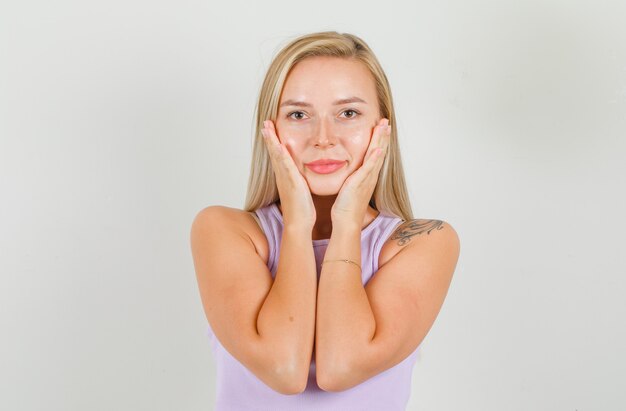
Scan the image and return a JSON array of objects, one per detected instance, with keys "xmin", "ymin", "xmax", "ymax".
[{"xmin": 205, "ymin": 202, "xmax": 421, "ymax": 410}]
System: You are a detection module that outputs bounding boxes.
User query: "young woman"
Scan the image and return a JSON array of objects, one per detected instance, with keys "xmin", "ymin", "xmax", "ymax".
[{"xmin": 191, "ymin": 31, "xmax": 460, "ymax": 410}]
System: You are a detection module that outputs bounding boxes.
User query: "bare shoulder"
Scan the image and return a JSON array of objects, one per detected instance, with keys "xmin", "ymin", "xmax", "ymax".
[
  {"xmin": 192, "ymin": 205, "xmax": 269, "ymax": 265},
  {"xmin": 378, "ymin": 218, "xmax": 460, "ymax": 268}
]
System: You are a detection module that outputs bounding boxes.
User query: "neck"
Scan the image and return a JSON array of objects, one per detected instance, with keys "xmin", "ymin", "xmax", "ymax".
[{"xmin": 277, "ymin": 194, "xmax": 379, "ymax": 240}]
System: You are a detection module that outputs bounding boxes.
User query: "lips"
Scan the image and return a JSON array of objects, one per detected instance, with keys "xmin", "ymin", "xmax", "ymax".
[
  {"xmin": 304, "ymin": 159, "xmax": 346, "ymax": 174},
  {"xmin": 305, "ymin": 158, "xmax": 345, "ymax": 166}
]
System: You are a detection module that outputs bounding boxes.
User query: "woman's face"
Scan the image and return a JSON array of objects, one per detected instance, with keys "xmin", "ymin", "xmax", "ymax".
[{"xmin": 275, "ymin": 56, "xmax": 382, "ymax": 196}]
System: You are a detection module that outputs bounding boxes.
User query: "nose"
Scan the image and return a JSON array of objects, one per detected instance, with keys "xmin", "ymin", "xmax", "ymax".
[{"xmin": 313, "ymin": 119, "xmax": 336, "ymax": 148}]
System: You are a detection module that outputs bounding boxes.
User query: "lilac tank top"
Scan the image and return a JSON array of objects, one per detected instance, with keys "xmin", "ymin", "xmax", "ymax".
[{"xmin": 206, "ymin": 202, "xmax": 421, "ymax": 410}]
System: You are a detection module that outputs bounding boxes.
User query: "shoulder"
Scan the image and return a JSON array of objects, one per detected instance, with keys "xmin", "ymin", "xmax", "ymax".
[
  {"xmin": 192, "ymin": 205, "xmax": 241, "ymax": 231},
  {"xmin": 379, "ymin": 218, "xmax": 460, "ymax": 268},
  {"xmin": 192, "ymin": 205, "xmax": 259, "ymax": 227},
  {"xmin": 191, "ymin": 205, "xmax": 270, "ymax": 263}
]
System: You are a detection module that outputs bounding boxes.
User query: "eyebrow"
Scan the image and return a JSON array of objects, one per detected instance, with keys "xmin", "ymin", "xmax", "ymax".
[{"xmin": 279, "ymin": 96, "xmax": 367, "ymax": 108}]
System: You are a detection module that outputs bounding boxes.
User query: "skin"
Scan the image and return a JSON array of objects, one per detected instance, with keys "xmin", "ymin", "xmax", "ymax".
[
  {"xmin": 253, "ymin": 56, "xmax": 458, "ymax": 391},
  {"xmin": 269, "ymin": 56, "xmax": 390, "ymax": 240}
]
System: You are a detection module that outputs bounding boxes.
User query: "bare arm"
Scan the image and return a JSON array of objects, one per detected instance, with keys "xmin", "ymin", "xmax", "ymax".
[
  {"xmin": 314, "ymin": 222, "xmax": 372, "ymax": 391},
  {"xmin": 315, "ymin": 219, "xmax": 459, "ymax": 391},
  {"xmin": 256, "ymin": 224, "xmax": 318, "ymax": 393},
  {"xmin": 191, "ymin": 207, "xmax": 317, "ymax": 395}
]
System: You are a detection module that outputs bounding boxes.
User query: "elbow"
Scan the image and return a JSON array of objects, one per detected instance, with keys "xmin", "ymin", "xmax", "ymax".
[
  {"xmin": 273, "ymin": 372, "xmax": 308, "ymax": 395},
  {"xmin": 316, "ymin": 361, "xmax": 352, "ymax": 393},
  {"xmin": 283, "ymin": 379, "xmax": 308, "ymax": 395},
  {"xmin": 315, "ymin": 342, "xmax": 364, "ymax": 392},
  {"xmin": 255, "ymin": 336, "xmax": 312, "ymax": 395},
  {"xmin": 316, "ymin": 369, "xmax": 344, "ymax": 393},
  {"xmin": 270, "ymin": 360, "xmax": 310, "ymax": 395},
  {"xmin": 316, "ymin": 371, "xmax": 336, "ymax": 393}
]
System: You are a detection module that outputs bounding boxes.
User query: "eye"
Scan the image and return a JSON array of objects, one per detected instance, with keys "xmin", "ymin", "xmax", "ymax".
[
  {"xmin": 287, "ymin": 111, "xmax": 307, "ymax": 120},
  {"xmin": 341, "ymin": 109, "xmax": 361, "ymax": 119}
]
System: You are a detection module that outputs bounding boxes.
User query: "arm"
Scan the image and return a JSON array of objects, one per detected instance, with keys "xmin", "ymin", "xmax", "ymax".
[
  {"xmin": 191, "ymin": 207, "xmax": 317, "ymax": 395},
  {"xmin": 314, "ymin": 222, "xmax": 374, "ymax": 390},
  {"xmin": 315, "ymin": 219, "xmax": 460, "ymax": 392},
  {"xmin": 256, "ymin": 224, "xmax": 318, "ymax": 393}
]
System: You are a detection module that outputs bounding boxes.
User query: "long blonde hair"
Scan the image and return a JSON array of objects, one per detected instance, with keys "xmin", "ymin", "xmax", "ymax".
[{"xmin": 243, "ymin": 31, "xmax": 414, "ymax": 221}]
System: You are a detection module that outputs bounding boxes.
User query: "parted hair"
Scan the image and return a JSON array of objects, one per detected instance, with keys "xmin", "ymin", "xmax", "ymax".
[{"xmin": 243, "ymin": 30, "xmax": 414, "ymax": 221}]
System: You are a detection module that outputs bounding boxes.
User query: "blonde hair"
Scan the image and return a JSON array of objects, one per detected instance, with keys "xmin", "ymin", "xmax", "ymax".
[{"xmin": 243, "ymin": 30, "xmax": 414, "ymax": 221}]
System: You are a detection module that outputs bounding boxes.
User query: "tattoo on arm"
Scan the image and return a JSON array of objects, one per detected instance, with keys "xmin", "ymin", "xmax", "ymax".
[{"xmin": 390, "ymin": 219, "xmax": 445, "ymax": 246}]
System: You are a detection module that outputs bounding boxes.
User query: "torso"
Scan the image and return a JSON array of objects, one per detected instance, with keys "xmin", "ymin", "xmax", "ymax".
[{"xmin": 222, "ymin": 206, "xmax": 406, "ymax": 270}]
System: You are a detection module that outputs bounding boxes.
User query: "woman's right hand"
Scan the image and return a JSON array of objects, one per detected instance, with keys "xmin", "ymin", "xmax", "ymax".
[{"xmin": 261, "ymin": 119, "xmax": 316, "ymax": 230}]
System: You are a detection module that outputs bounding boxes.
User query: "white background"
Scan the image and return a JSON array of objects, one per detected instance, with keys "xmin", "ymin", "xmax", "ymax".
[{"xmin": 1, "ymin": 0, "xmax": 625, "ymax": 410}]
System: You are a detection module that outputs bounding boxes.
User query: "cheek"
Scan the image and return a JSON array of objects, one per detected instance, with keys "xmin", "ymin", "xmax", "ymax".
[
  {"xmin": 344, "ymin": 130, "xmax": 371, "ymax": 147},
  {"xmin": 277, "ymin": 122, "xmax": 373, "ymax": 160},
  {"xmin": 282, "ymin": 139, "xmax": 307, "ymax": 164},
  {"xmin": 274, "ymin": 125, "xmax": 303, "ymax": 158},
  {"xmin": 344, "ymin": 129, "xmax": 373, "ymax": 162}
]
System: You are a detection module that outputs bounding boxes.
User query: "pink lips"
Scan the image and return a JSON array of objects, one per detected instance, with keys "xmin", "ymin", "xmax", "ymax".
[{"xmin": 304, "ymin": 159, "xmax": 346, "ymax": 174}]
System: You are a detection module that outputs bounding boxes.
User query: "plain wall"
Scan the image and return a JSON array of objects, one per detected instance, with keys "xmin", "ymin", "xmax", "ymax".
[{"xmin": 1, "ymin": 0, "xmax": 625, "ymax": 410}]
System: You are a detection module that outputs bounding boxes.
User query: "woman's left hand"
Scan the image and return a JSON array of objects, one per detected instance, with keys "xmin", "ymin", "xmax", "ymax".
[{"xmin": 331, "ymin": 118, "xmax": 391, "ymax": 228}]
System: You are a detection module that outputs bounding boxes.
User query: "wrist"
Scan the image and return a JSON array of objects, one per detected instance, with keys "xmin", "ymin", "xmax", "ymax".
[
  {"xmin": 283, "ymin": 222, "xmax": 313, "ymax": 236},
  {"xmin": 330, "ymin": 221, "xmax": 361, "ymax": 238},
  {"xmin": 331, "ymin": 211, "xmax": 364, "ymax": 231}
]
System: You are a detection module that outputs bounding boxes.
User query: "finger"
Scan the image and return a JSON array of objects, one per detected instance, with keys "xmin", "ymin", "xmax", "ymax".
[
  {"xmin": 365, "ymin": 118, "xmax": 390, "ymax": 161},
  {"xmin": 350, "ymin": 121, "xmax": 389, "ymax": 179},
  {"xmin": 266, "ymin": 119, "xmax": 278, "ymax": 139},
  {"xmin": 368, "ymin": 126, "xmax": 391, "ymax": 169},
  {"xmin": 262, "ymin": 120, "xmax": 284, "ymax": 157},
  {"xmin": 369, "ymin": 125, "xmax": 391, "ymax": 166},
  {"xmin": 356, "ymin": 141, "xmax": 387, "ymax": 179},
  {"xmin": 261, "ymin": 124, "xmax": 280, "ymax": 160},
  {"xmin": 369, "ymin": 147, "xmax": 386, "ymax": 168},
  {"xmin": 262, "ymin": 120, "xmax": 298, "ymax": 171}
]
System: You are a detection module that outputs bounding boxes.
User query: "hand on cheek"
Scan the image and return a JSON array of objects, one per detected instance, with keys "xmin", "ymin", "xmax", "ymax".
[
  {"xmin": 331, "ymin": 118, "xmax": 391, "ymax": 227},
  {"xmin": 262, "ymin": 119, "xmax": 317, "ymax": 228}
]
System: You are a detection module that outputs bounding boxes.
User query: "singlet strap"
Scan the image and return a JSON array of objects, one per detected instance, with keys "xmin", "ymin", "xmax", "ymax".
[
  {"xmin": 253, "ymin": 205, "xmax": 279, "ymax": 274},
  {"xmin": 372, "ymin": 218, "xmax": 405, "ymax": 272}
]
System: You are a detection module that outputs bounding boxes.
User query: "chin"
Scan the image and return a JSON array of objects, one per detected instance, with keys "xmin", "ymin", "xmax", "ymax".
[
  {"xmin": 305, "ymin": 174, "xmax": 346, "ymax": 196},
  {"xmin": 309, "ymin": 186, "xmax": 340, "ymax": 196}
]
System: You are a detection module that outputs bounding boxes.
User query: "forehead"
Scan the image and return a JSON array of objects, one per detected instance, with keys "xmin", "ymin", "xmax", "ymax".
[{"xmin": 279, "ymin": 56, "xmax": 378, "ymax": 106}]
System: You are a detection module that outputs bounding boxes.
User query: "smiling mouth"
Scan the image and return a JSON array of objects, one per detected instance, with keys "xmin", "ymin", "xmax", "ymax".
[{"xmin": 304, "ymin": 161, "xmax": 346, "ymax": 174}]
